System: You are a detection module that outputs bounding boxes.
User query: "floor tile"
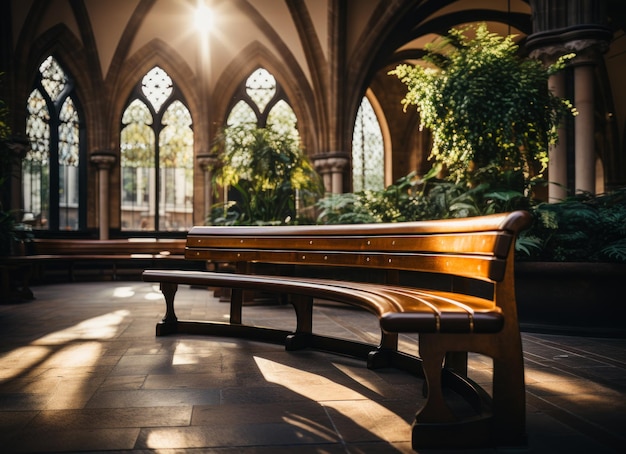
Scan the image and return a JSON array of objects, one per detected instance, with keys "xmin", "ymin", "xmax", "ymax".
[{"xmin": 0, "ymin": 281, "xmax": 624, "ymax": 453}]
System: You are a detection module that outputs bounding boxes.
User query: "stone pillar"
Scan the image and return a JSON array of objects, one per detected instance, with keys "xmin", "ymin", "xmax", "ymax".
[
  {"xmin": 90, "ymin": 151, "xmax": 116, "ymax": 240},
  {"xmin": 197, "ymin": 152, "xmax": 220, "ymax": 223},
  {"xmin": 327, "ymin": 157, "xmax": 348, "ymax": 194},
  {"xmin": 4, "ymin": 137, "xmax": 30, "ymax": 214},
  {"xmin": 313, "ymin": 152, "xmax": 349, "ymax": 194},
  {"xmin": 547, "ymin": 69, "xmax": 568, "ymax": 201},
  {"xmin": 548, "ymin": 70, "xmax": 568, "ymax": 201},
  {"xmin": 573, "ymin": 58, "xmax": 596, "ymax": 194},
  {"xmin": 313, "ymin": 157, "xmax": 332, "ymax": 193},
  {"xmin": 526, "ymin": 0, "xmax": 611, "ymax": 197}
]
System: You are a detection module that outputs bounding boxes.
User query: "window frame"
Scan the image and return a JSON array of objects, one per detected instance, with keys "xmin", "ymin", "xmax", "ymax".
[
  {"xmin": 120, "ymin": 66, "xmax": 194, "ymax": 232},
  {"xmin": 24, "ymin": 55, "xmax": 87, "ymax": 232}
]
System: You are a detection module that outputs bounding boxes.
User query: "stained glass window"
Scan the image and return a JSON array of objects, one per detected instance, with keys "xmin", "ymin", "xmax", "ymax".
[
  {"xmin": 58, "ymin": 96, "xmax": 80, "ymax": 228},
  {"xmin": 228, "ymin": 67, "xmax": 298, "ymax": 137},
  {"xmin": 121, "ymin": 67, "xmax": 193, "ymax": 231},
  {"xmin": 267, "ymin": 100, "xmax": 298, "ymax": 142},
  {"xmin": 352, "ymin": 96, "xmax": 384, "ymax": 192},
  {"xmin": 39, "ymin": 56, "xmax": 67, "ymax": 102},
  {"xmin": 159, "ymin": 100, "xmax": 193, "ymax": 230},
  {"xmin": 24, "ymin": 56, "xmax": 83, "ymax": 230},
  {"xmin": 141, "ymin": 66, "xmax": 173, "ymax": 113},
  {"xmin": 227, "ymin": 100, "xmax": 257, "ymax": 126},
  {"xmin": 245, "ymin": 68, "xmax": 276, "ymax": 113}
]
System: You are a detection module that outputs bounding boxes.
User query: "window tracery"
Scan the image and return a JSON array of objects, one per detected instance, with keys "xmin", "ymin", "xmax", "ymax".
[
  {"xmin": 352, "ymin": 96, "xmax": 384, "ymax": 192},
  {"xmin": 120, "ymin": 66, "xmax": 193, "ymax": 231},
  {"xmin": 24, "ymin": 55, "xmax": 83, "ymax": 231}
]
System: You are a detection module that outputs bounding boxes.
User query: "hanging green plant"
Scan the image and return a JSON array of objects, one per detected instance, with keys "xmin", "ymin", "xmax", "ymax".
[{"xmin": 390, "ymin": 23, "xmax": 576, "ymax": 192}]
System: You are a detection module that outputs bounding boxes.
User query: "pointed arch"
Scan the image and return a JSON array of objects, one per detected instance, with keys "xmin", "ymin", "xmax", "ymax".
[
  {"xmin": 14, "ymin": 24, "xmax": 100, "ymax": 144},
  {"xmin": 109, "ymin": 38, "xmax": 201, "ymax": 145},
  {"xmin": 24, "ymin": 55, "xmax": 87, "ymax": 231},
  {"xmin": 213, "ymin": 41, "xmax": 318, "ymax": 156},
  {"xmin": 118, "ymin": 61, "xmax": 195, "ymax": 232},
  {"xmin": 352, "ymin": 90, "xmax": 390, "ymax": 192}
]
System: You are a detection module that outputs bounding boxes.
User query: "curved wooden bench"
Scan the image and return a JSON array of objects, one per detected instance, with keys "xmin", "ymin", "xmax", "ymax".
[{"xmin": 142, "ymin": 210, "xmax": 532, "ymax": 449}]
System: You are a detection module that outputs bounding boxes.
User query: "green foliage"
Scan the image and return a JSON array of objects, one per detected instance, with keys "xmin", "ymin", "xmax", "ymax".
[
  {"xmin": 518, "ymin": 188, "xmax": 626, "ymax": 263},
  {"xmin": 316, "ymin": 172, "xmax": 626, "ymax": 263},
  {"xmin": 317, "ymin": 171, "xmax": 532, "ymax": 225},
  {"xmin": 317, "ymin": 173, "xmax": 427, "ymax": 224},
  {"xmin": 209, "ymin": 124, "xmax": 324, "ymax": 225},
  {"xmin": 389, "ymin": 24, "xmax": 575, "ymax": 192}
]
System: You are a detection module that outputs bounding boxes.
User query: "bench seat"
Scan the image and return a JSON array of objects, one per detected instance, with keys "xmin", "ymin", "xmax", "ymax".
[
  {"xmin": 143, "ymin": 269, "xmax": 505, "ymax": 334},
  {"xmin": 142, "ymin": 210, "xmax": 532, "ymax": 449}
]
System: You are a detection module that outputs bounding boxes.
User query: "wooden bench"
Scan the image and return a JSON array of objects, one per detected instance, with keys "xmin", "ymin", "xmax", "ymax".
[
  {"xmin": 26, "ymin": 238, "xmax": 189, "ymax": 280},
  {"xmin": 142, "ymin": 210, "xmax": 532, "ymax": 449},
  {"xmin": 0, "ymin": 238, "xmax": 191, "ymax": 303}
]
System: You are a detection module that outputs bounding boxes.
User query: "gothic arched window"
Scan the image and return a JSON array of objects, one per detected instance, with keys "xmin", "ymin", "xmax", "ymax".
[
  {"xmin": 25, "ymin": 55, "xmax": 85, "ymax": 230},
  {"xmin": 227, "ymin": 67, "xmax": 298, "ymax": 140},
  {"xmin": 352, "ymin": 96, "xmax": 384, "ymax": 192},
  {"xmin": 120, "ymin": 66, "xmax": 193, "ymax": 231}
]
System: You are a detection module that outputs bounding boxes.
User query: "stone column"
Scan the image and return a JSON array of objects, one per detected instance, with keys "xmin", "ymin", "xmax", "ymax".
[
  {"xmin": 4, "ymin": 137, "xmax": 30, "ymax": 215},
  {"xmin": 197, "ymin": 152, "xmax": 220, "ymax": 223},
  {"xmin": 313, "ymin": 152, "xmax": 349, "ymax": 194},
  {"xmin": 90, "ymin": 151, "xmax": 116, "ymax": 240},
  {"xmin": 313, "ymin": 157, "xmax": 332, "ymax": 194},
  {"xmin": 327, "ymin": 157, "xmax": 348, "ymax": 194},
  {"xmin": 548, "ymin": 70, "xmax": 568, "ymax": 201},
  {"xmin": 573, "ymin": 56, "xmax": 596, "ymax": 194},
  {"xmin": 526, "ymin": 0, "xmax": 611, "ymax": 197}
]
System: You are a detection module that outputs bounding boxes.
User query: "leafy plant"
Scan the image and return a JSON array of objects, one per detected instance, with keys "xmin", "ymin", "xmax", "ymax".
[
  {"xmin": 389, "ymin": 24, "xmax": 575, "ymax": 193},
  {"xmin": 518, "ymin": 188, "xmax": 626, "ymax": 262},
  {"xmin": 317, "ymin": 171, "xmax": 533, "ymax": 224},
  {"xmin": 315, "ymin": 171, "xmax": 626, "ymax": 263},
  {"xmin": 209, "ymin": 124, "xmax": 324, "ymax": 225}
]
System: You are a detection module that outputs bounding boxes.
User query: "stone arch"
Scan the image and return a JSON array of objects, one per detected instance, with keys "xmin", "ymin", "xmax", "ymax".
[{"xmin": 212, "ymin": 41, "xmax": 318, "ymax": 157}]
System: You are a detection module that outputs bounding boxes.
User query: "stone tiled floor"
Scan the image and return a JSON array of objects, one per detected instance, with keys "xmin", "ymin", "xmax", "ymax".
[{"xmin": 0, "ymin": 281, "xmax": 624, "ymax": 453}]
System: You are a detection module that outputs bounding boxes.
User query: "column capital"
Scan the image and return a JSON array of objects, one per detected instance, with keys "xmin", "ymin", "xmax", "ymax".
[
  {"xmin": 326, "ymin": 157, "xmax": 348, "ymax": 172},
  {"xmin": 90, "ymin": 150, "xmax": 116, "ymax": 170},
  {"xmin": 527, "ymin": 25, "xmax": 612, "ymax": 64},
  {"xmin": 2, "ymin": 136, "xmax": 31, "ymax": 159},
  {"xmin": 196, "ymin": 152, "xmax": 220, "ymax": 170},
  {"xmin": 312, "ymin": 151, "xmax": 350, "ymax": 173}
]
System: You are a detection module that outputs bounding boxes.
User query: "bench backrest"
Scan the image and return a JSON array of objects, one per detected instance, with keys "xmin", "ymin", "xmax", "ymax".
[
  {"xmin": 185, "ymin": 211, "xmax": 532, "ymax": 284},
  {"xmin": 32, "ymin": 238, "xmax": 186, "ymax": 255}
]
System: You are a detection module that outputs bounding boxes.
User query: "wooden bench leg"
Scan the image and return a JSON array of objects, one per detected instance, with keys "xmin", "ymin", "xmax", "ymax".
[
  {"xmin": 412, "ymin": 331, "xmax": 526, "ymax": 449},
  {"xmin": 285, "ymin": 294, "xmax": 313, "ymax": 350},
  {"xmin": 156, "ymin": 282, "xmax": 179, "ymax": 336},
  {"xmin": 367, "ymin": 329, "xmax": 399, "ymax": 369},
  {"xmin": 230, "ymin": 288, "xmax": 243, "ymax": 324},
  {"xmin": 491, "ymin": 344, "xmax": 527, "ymax": 446},
  {"xmin": 415, "ymin": 335, "xmax": 456, "ymax": 424}
]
